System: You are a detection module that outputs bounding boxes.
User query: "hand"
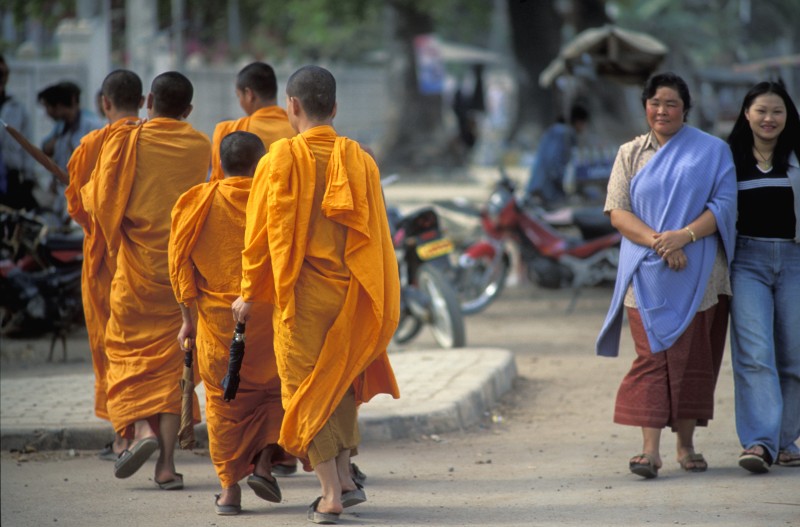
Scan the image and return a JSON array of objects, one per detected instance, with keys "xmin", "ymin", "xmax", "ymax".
[
  {"xmin": 177, "ymin": 319, "xmax": 195, "ymax": 350},
  {"xmin": 231, "ymin": 296, "xmax": 252, "ymax": 324},
  {"xmin": 652, "ymin": 229, "xmax": 691, "ymax": 260},
  {"xmin": 664, "ymin": 248, "xmax": 688, "ymax": 271}
]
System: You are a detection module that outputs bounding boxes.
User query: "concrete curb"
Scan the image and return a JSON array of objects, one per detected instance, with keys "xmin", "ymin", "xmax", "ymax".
[{"xmin": 1, "ymin": 349, "xmax": 517, "ymax": 451}]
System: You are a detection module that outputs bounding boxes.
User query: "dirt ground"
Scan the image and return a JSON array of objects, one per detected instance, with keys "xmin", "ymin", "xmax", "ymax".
[{"xmin": 1, "ymin": 283, "xmax": 798, "ymax": 527}]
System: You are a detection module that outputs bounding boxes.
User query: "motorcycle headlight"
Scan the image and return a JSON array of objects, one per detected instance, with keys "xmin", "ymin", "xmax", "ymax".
[{"xmin": 486, "ymin": 188, "xmax": 511, "ymax": 222}]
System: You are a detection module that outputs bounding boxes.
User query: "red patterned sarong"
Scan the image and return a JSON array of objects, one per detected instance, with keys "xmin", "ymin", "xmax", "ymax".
[{"xmin": 614, "ymin": 296, "xmax": 729, "ymax": 430}]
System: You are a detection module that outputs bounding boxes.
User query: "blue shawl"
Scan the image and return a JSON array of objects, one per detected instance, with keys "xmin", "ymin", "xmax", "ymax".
[{"xmin": 596, "ymin": 126, "xmax": 737, "ymax": 357}]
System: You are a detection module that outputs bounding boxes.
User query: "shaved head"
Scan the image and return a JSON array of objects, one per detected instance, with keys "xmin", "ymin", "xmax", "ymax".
[
  {"xmin": 150, "ymin": 71, "xmax": 193, "ymax": 118},
  {"xmin": 101, "ymin": 70, "xmax": 143, "ymax": 113},
  {"xmin": 285, "ymin": 65, "xmax": 336, "ymax": 121},
  {"xmin": 236, "ymin": 62, "xmax": 278, "ymax": 101},
  {"xmin": 220, "ymin": 131, "xmax": 265, "ymax": 176}
]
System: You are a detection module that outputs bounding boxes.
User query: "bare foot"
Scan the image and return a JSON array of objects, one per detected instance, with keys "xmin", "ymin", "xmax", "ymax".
[{"xmin": 630, "ymin": 453, "xmax": 662, "ymax": 470}]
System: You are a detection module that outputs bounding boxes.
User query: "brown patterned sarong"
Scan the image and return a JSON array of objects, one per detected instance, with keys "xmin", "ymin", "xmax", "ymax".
[{"xmin": 614, "ymin": 296, "xmax": 729, "ymax": 430}]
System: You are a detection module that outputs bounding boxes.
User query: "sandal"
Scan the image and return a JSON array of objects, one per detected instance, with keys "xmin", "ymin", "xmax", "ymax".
[
  {"xmin": 738, "ymin": 445, "xmax": 772, "ymax": 474},
  {"xmin": 629, "ymin": 453, "xmax": 659, "ymax": 479},
  {"xmin": 678, "ymin": 452, "xmax": 707, "ymax": 472},
  {"xmin": 777, "ymin": 450, "xmax": 800, "ymax": 467}
]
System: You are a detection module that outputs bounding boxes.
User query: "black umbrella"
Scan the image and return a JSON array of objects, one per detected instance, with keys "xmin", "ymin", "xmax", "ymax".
[{"xmin": 221, "ymin": 322, "xmax": 246, "ymax": 402}]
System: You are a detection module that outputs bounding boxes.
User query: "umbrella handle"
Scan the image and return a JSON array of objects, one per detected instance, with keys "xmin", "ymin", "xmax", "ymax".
[{"xmin": 183, "ymin": 337, "xmax": 193, "ymax": 367}]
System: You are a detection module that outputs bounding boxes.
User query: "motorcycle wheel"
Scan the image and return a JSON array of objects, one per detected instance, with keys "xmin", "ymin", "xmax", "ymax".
[
  {"xmin": 392, "ymin": 312, "xmax": 423, "ymax": 344},
  {"xmin": 418, "ymin": 265, "xmax": 466, "ymax": 348},
  {"xmin": 457, "ymin": 251, "xmax": 510, "ymax": 315}
]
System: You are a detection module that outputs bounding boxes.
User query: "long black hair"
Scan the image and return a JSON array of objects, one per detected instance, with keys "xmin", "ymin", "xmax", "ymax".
[{"xmin": 727, "ymin": 81, "xmax": 800, "ymax": 175}]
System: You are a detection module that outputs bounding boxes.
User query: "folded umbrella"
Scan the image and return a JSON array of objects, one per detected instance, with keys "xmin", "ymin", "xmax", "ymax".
[
  {"xmin": 221, "ymin": 322, "xmax": 246, "ymax": 402},
  {"xmin": 178, "ymin": 337, "xmax": 196, "ymax": 449},
  {"xmin": 0, "ymin": 119, "xmax": 69, "ymax": 185}
]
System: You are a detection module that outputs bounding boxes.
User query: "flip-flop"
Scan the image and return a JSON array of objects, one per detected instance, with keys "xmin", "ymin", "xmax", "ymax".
[
  {"xmin": 629, "ymin": 453, "xmax": 659, "ymax": 479},
  {"xmin": 214, "ymin": 494, "xmax": 241, "ymax": 516},
  {"xmin": 678, "ymin": 452, "xmax": 708, "ymax": 472},
  {"xmin": 272, "ymin": 463, "xmax": 298, "ymax": 477},
  {"xmin": 739, "ymin": 447, "xmax": 771, "ymax": 474},
  {"xmin": 350, "ymin": 462, "xmax": 367, "ymax": 485},
  {"xmin": 114, "ymin": 437, "xmax": 158, "ymax": 479},
  {"xmin": 307, "ymin": 497, "xmax": 339, "ymax": 525},
  {"xmin": 155, "ymin": 473, "xmax": 184, "ymax": 490},
  {"xmin": 247, "ymin": 474, "xmax": 282, "ymax": 503},
  {"xmin": 341, "ymin": 482, "xmax": 367, "ymax": 508},
  {"xmin": 777, "ymin": 450, "xmax": 800, "ymax": 467},
  {"xmin": 98, "ymin": 442, "xmax": 119, "ymax": 462}
]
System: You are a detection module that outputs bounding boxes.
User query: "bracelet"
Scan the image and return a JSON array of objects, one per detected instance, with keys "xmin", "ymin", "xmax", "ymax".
[{"xmin": 684, "ymin": 227, "xmax": 696, "ymax": 243}]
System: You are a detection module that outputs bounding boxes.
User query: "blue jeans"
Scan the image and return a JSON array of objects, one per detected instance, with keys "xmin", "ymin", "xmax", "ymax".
[{"xmin": 730, "ymin": 237, "xmax": 800, "ymax": 461}]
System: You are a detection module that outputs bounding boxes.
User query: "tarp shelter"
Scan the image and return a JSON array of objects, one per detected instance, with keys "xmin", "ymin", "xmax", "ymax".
[{"xmin": 539, "ymin": 24, "xmax": 668, "ymax": 87}]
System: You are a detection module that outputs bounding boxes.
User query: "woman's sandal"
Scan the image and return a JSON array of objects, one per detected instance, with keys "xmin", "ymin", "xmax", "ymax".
[
  {"xmin": 738, "ymin": 445, "xmax": 772, "ymax": 474},
  {"xmin": 678, "ymin": 452, "xmax": 707, "ymax": 472},
  {"xmin": 629, "ymin": 453, "xmax": 659, "ymax": 479},
  {"xmin": 777, "ymin": 450, "xmax": 800, "ymax": 467}
]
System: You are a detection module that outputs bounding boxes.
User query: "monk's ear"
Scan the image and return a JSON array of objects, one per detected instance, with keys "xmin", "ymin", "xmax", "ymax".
[
  {"xmin": 101, "ymin": 94, "xmax": 113, "ymax": 115},
  {"xmin": 137, "ymin": 96, "xmax": 145, "ymax": 110},
  {"xmin": 288, "ymin": 96, "xmax": 301, "ymax": 118},
  {"xmin": 146, "ymin": 93, "xmax": 154, "ymax": 111},
  {"xmin": 181, "ymin": 104, "xmax": 193, "ymax": 120}
]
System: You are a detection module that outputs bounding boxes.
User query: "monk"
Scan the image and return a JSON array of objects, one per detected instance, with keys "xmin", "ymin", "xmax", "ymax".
[
  {"xmin": 82, "ymin": 71, "xmax": 211, "ymax": 489},
  {"xmin": 232, "ymin": 65, "xmax": 400, "ymax": 524},
  {"xmin": 169, "ymin": 131, "xmax": 284, "ymax": 515},
  {"xmin": 65, "ymin": 69, "xmax": 143, "ymax": 461},
  {"xmin": 209, "ymin": 61, "xmax": 296, "ymax": 182}
]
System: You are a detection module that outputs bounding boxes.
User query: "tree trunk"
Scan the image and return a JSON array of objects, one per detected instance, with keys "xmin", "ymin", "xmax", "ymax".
[{"xmin": 378, "ymin": 1, "xmax": 453, "ymax": 172}]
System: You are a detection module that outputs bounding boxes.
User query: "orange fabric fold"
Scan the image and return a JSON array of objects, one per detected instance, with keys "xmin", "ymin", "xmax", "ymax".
[
  {"xmin": 66, "ymin": 121, "xmax": 120, "ymax": 420},
  {"xmin": 170, "ymin": 176, "xmax": 281, "ymax": 486},
  {"xmin": 241, "ymin": 125, "xmax": 400, "ymax": 458},
  {"xmin": 209, "ymin": 106, "xmax": 296, "ymax": 181},
  {"xmin": 84, "ymin": 118, "xmax": 211, "ymax": 435}
]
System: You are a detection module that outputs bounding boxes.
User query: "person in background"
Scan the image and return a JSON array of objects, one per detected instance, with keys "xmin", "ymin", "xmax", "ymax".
[
  {"xmin": 726, "ymin": 80, "xmax": 800, "ymax": 473},
  {"xmin": 232, "ymin": 65, "xmax": 400, "ymax": 524},
  {"xmin": 596, "ymin": 72, "xmax": 737, "ymax": 479},
  {"xmin": 170, "ymin": 131, "xmax": 285, "ymax": 515},
  {"xmin": 38, "ymin": 80, "xmax": 103, "ymax": 215},
  {"xmin": 524, "ymin": 104, "xmax": 589, "ymax": 208},
  {"xmin": 0, "ymin": 54, "xmax": 35, "ymax": 210}
]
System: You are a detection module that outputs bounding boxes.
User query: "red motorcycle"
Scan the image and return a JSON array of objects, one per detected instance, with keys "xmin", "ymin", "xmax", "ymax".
[{"xmin": 453, "ymin": 168, "xmax": 621, "ymax": 313}]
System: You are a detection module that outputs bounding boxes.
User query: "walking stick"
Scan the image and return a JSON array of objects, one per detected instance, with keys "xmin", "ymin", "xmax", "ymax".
[{"xmin": 0, "ymin": 120, "xmax": 69, "ymax": 185}]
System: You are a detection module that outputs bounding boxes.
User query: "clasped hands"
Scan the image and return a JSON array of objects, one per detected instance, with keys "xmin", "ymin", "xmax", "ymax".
[{"xmin": 652, "ymin": 230, "xmax": 689, "ymax": 271}]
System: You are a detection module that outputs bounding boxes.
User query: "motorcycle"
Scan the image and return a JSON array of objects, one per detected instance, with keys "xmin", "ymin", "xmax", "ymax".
[
  {"xmin": 385, "ymin": 178, "xmax": 466, "ymax": 349},
  {"xmin": 451, "ymin": 167, "xmax": 621, "ymax": 314},
  {"xmin": 0, "ymin": 205, "xmax": 84, "ymax": 360}
]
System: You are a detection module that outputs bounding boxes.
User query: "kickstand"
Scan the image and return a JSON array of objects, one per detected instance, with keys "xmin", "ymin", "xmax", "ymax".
[
  {"xmin": 47, "ymin": 331, "xmax": 68, "ymax": 362},
  {"xmin": 565, "ymin": 288, "xmax": 581, "ymax": 315}
]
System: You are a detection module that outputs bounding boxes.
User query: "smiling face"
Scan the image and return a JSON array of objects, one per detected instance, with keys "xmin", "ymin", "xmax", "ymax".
[
  {"xmin": 645, "ymin": 86, "xmax": 685, "ymax": 144},
  {"xmin": 745, "ymin": 93, "xmax": 786, "ymax": 144}
]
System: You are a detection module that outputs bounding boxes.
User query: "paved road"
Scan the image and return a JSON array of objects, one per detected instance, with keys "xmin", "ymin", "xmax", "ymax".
[{"xmin": 1, "ymin": 169, "xmax": 797, "ymax": 526}]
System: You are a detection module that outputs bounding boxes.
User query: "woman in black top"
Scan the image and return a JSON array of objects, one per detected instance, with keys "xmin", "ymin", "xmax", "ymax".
[{"xmin": 727, "ymin": 81, "xmax": 800, "ymax": 473}]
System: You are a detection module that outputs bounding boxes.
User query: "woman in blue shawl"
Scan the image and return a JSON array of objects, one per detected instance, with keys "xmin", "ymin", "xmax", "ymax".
[
  {"xmin": 596, "ymin": 73, "xmax": 737, "ymax": 479},
  {"xmin": 727, "ymin": 81, "xmax": 800, "ymax": 473}
]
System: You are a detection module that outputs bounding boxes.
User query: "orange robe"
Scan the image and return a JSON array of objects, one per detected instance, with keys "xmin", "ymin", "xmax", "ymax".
[
  {"xmin": 209, "ymin": 106, "xmax": 296, "ymax": 181},
  {"xmin": 241, "ymin": 125, "xmax": 400, "ymax": 458},
  {"xmin": 65, "ymin": 118, "xmax": 137, "ymax": 420},
  {"xmin": 169, "ymin": 177, "xmax": 282, "ymax": 487},
  {"xmin": 82, "ymin": 118, "xmax": 210, "ymax": 436}
]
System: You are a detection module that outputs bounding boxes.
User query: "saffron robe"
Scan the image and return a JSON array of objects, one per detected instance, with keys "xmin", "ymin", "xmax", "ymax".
[
  {"xmin": 169, "ymin": 177, "xmax": 282, "ymax": 487},
  {"xmin": 82, "ymin": 118, "xmax": 210, "ymax": 435},
  {"xmin": 209, "ymin": 106, "xmax": 296, "ymax": 181},
  {"xmin": 241, "ymin": 125, "xmax": 400, "ymax": 458},
  {"xmin": 65, "ymin": 118, "xmax": 137, "ymax": 420}
]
